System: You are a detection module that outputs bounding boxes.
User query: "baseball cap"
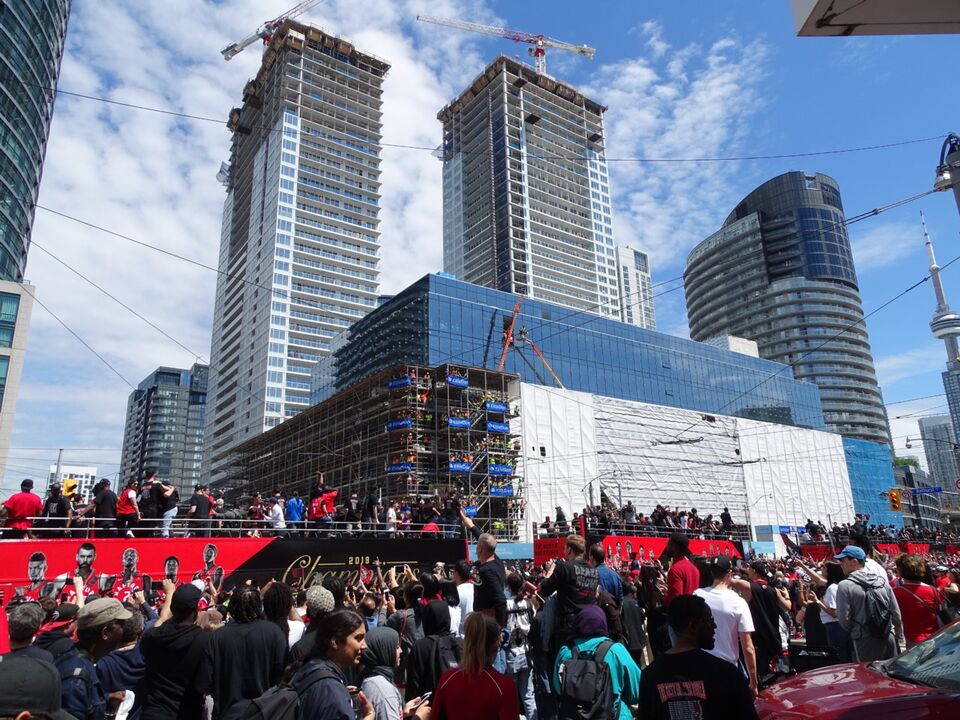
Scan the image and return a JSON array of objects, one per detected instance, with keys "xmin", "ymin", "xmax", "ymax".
[
  {"xmin": 833, "ymin": 545, "xmax": 866, "ymax": 562},
  {"xmin": 171, "ymin": 583, "xmax": 204, "ymax": 613},
  {"xmin": 76, "ymin": 597, "xmax": 132, "ymax": 631},
  {"xmin": 710, "ymin": 555, "xmax": 733, "ymax": 574},
  {"xmin": 20, "ymin": 478, "xmax": 34, "ymax": 490},
  {"xmin": 0, "ymin": 655, "xmax": 77, "ymax": 720},
  {"xmin": 935, "ymin": 565, "xmax": 949, "ymax": 572}
]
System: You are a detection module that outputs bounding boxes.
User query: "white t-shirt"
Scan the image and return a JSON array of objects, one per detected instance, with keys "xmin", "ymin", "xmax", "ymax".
[
  {"xmin": 288, "ymin": 619, "xmax": 305, "ymax": 648},
  {"xmin": 821, "ymin": 583, "xmax": 839, "ymax": 625},
  {"xmin": 694, "ymin": 585, "xmax": 754, "ymax": 666},
  {"xmin": 456, "ymin": 582, "xmax": 474, "ymax": 637},
  {"xmin": 267, "ymin": 504, "xmax": 286, "ymax": 529},
  {"xmin": 386, "ymin": 507, "xmax": 397, "ymax": 530}
]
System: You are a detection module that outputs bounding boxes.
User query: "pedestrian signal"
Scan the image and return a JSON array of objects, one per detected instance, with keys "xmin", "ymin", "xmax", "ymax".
[{"xmin": 888, "ymin": 488, "xmax": 902, "ymax": 512}]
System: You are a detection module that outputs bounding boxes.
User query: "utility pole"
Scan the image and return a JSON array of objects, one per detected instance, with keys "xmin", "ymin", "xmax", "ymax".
[
  {"xmin": 934, "ymin": 134, "xmax": 960, "ymax": 219},
  {"xmin": 52, "ymin": 447, "xmax": 63, "ymax": 492}
]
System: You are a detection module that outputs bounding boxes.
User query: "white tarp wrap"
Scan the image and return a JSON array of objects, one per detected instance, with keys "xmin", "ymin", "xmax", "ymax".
[
  {"xmin": 592, "ymin": 397, "xmax": 747, "ymax": 522},
  {"xmin": 517, "ymin": 384, "xmax": 598, "ymax": 541},
  {"xmin": 737, "ymin": 418, "xmax": 853, "ymax": 532},
  {"xmin": 517, "ymin": 384, "xmax": 854, "ymax": 544}
]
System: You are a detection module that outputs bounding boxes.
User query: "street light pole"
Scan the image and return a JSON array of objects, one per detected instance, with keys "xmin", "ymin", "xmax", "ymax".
[{"xmin": 934, "ymin": 133, "xmax": 960, "ymax": 219}]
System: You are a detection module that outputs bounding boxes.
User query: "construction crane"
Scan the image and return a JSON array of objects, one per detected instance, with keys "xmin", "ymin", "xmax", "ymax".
[
  {"xmin": 221, "ymin": 0, "xmax": 324, "ymax": 61},
  {"xmin": 416, "ymin": 14, "xmax": 595, "ymax": 75},
  {"xmin": 497, "ymin": 297, "xmax": 565, "ymax": 388}
]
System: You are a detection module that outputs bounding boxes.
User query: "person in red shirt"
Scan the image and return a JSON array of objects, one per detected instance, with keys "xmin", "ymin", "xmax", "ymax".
[
  {"xmin": 2, "ymin": 479, "xmax": 44, "ymax": 539},
  {"xmin": 431, "ymin": 612, "xmax": 519, "ymax": 720},
  {"xmin": 932, "ymin": 566, "xmax": 951, "ymax": 591},
  {"xmin": 664, "ymin": 532, "xmax": 701, "ymax": 605},
  {"xmin": 893, "ymin": 554, "xmax": 942, "ymax": 648}
]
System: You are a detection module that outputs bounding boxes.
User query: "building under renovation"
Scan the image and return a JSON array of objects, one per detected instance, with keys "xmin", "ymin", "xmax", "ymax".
[{"xmin": 232, "ymin": 362, "xmax": 523, "ymax": 536}]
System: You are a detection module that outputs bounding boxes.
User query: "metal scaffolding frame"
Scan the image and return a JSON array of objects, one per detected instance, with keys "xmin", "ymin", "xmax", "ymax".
[{"xmin": 229, "ymin": 363, "xmax": 523, "ymax": 537}]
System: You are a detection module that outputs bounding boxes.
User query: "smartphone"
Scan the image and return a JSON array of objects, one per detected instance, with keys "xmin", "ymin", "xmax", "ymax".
[{"xmin": 413, "ymin": 692, "xmax": 432, "ymax": 709}]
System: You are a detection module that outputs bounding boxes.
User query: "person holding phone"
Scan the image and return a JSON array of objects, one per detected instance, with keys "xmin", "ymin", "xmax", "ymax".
[{"xmin": 360, "ymin": 626, "xmax": 431, "ymax": 719}]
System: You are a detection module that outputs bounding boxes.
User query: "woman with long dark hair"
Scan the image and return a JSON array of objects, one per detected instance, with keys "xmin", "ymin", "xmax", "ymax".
[
  {"xmin": 294, "ymin": 609, "xmax": 375, "ymax": 720},
  {"xmin": 638, "ymin": 564, "xmax": 670, "ymax": 658},
  {"xmin": 430, "ymin": 612, "xmax": 518, "ymax": 720}
]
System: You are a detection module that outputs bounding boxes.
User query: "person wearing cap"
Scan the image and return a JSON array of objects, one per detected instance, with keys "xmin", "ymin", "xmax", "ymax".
[
  {"xmin": 34, "ymin": 605, "xmax": 81, "ymax": 663},
  {"xmin": 834, "ymin": 545, "xmax": 902, "ymax": 662},
  {"xmin": 139, "ymin": 584, "xmax": 211, "ymax": 720},
  {"xmin": 693, "ymin": 556, "xmax": 757, "ymax": 697},
  {"xmin": 2, "ymin": 479, "xmax": 43, "ymax": 539},
  {"xmin": 0, "ymin": 655, "xmax": 79, "ymax": 720},
  {"xmin": 54, "ymin": 597, "xmax": 132, "ymax": 720}
]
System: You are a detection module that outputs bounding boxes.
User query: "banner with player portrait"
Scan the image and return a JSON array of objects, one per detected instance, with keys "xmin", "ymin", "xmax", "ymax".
[{"xmin": 0, "ymin": 536, "xmax": 467, "ymax": 604}]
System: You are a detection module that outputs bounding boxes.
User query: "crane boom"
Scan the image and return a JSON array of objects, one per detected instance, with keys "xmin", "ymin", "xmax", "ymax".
[
  {"xmin": 416, "ymin": 14, "xmax": 595, "ymax": 74},
  {"xmin": 222, "ymin": 0, "xmax": 325, "ymax": 61}
]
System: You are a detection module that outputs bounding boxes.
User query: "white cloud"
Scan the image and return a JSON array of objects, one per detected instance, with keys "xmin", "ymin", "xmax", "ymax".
[
  {"xmin": 849, "ymin": 220, "xmax": 923, "ymax": 272},
  {"xmin": 582, "ymin": 34, "xmax": 768, "ymax": 270},
  {"xmin": 874, "ymin": 344, "xmax": 946, "ymax": 387}
]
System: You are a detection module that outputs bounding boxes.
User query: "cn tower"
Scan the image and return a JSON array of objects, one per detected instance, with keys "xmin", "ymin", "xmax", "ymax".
[{"xmin": 924, "ymin": 213, "xmax": 960, "ymax": 362}]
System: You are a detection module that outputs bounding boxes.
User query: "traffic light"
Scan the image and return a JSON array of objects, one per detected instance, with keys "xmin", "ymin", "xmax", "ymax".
[{"xmin": 888, "ymin": 488, "xmax": 902, "ymax": 512}]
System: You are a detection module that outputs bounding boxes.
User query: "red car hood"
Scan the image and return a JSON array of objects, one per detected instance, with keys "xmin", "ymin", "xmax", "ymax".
[{"xmin": 756, "ymin": 663, "xmax": 933, "ymax": 718}]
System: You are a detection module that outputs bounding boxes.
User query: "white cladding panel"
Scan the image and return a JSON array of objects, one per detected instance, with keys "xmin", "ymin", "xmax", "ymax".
[{"xmin": 518, "ymin": 384, "xmax": 854, "ymax": 545}]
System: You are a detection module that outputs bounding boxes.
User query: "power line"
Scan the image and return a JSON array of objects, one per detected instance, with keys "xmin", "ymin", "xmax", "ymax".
[
  {"xmin": 885, "ymin": 393, "xmax": 945, "ymax": 406},
  {"xmin": 18, "ymin": 283, "xmax": 135, "ymax": 389},
  {"xmin": 7, "ymin": 76, "xmax": 946, "ymax": 163}
]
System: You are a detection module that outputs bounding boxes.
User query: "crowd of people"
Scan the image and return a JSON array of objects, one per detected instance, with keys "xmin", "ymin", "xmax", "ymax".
[
  {"xmin": 6, "ymin": 493, "xmax": 960, "ymax": 720},
  {"xmin": 799, "ymin": 513, "xmax": 960, "ymax": 544},
  {"xmin": 539, "ymin": 502, "xmax": 745, "ymax": 540}
]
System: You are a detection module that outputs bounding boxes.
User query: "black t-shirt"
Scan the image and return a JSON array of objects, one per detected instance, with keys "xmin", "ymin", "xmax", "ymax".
[
  {"xmin": 748, "ymin": 581, "xmax": 782, "ymax": 657},
  {"xmin": 639, "ymin": 649, "xmax": 758, "ymax": 720},
  {"xmin": 189, "ymin": 493, "xmax": 211, "ymax": 519},
  {"xmin": 540, "ymin": 558, "xmax": 599, "ymax": 640},
  {"xmin": 94, "ymin": 489, "xmax": 117, "ymax": 518},
  {"xmin": 43, "ymin": 495, "xmax": 71, "ymax": 518}
]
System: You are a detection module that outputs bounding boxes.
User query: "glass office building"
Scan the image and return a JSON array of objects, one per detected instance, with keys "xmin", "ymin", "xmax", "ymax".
[
  {"xmin": 0, "ymin": 0, "xmax": 72, "ymax": 281},
  {"xmin": 120, "ymin": 364, "xmax": 208, "ymax": 495},
  {"xmin": 844, "ymin": 436, "xmax": 899, "ymax": 527},
  {"xmin": 685, "ymin": 172, "xmax": 890, "ymax": 445},
  {"xmin": 313, "ymin": 273, "xmax": 826, "ymax": 429}
]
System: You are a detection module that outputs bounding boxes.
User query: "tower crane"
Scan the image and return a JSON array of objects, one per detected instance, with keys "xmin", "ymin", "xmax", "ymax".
[
  {"xmin": 221, "ymin": 0, "xmax": 325, "ymax": 61},
  {"xmin": 497, "ymin": 297, "xmax": 565, "ymax": 388},
  {"xmin": 416, "ymin": 14, "xmax": 595, "ymax": 75}
]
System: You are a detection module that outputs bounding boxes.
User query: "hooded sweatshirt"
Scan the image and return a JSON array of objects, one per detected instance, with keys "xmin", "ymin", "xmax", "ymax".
[
  {"xmin": 836, "ymin": 568, "xmax": 902, "ymax": 662},
  {"xmin": 404, "ymin": 600, "xmax": 462, "ymax": 701},
  {"xmin": 139, "ymin": 620, "xmax": 211, "ymax": 720},
  {"xmin": 34, "ymin": 627, "xmax": 77, "ymax": 662}
]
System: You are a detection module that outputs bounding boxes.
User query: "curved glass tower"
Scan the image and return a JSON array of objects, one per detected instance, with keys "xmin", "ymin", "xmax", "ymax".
[
  {"xmin": 0, "ymin": 0, "xmax": 72, "ymax": 281},
  {"xmin": 684, "ymin": 172, "xmax": 890, "ymax": 445}
]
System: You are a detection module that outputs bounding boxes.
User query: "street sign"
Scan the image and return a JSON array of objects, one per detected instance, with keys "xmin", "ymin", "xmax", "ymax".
[
  {"xmin": 910, "ymin": 486, "xmax": 943, "ymax": 495},
  {"xmin": 955, "ymin": 477, "xmax": 960, "ymax": 491}
]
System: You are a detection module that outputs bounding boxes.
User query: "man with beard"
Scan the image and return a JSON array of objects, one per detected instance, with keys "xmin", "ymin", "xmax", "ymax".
[
  {"xmin": 57, "ymin": 543, "xmax": 113, "ymax": 602},
  {"xmin": 192, "ymin": 543, "xmax": 224, "ymax": 594},
  {"xmin": 639, "ymin": 595, "xmax": 758, "ymax": 720},
  {"xmin": 110, "ymin": 547, "xmax": 152, "ymax": 605},
  {"xmin": 16, "ymin": 552, "xmax": 58, "ymax": 602}
]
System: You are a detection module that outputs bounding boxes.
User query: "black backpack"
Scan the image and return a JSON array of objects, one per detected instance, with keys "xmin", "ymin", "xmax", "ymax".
[
  {"xmin": 558, "ymin": 641, "xmax": 616, "ymax": 720},
  {"xmin": 240, "ymin": 666, "xmax": 339, "ymax": 720}
]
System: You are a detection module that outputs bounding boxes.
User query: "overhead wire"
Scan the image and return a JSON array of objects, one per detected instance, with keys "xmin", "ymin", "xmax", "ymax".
[{"xmin": 7, "ymin": 75, "xmax": 946, "ymax": 164}]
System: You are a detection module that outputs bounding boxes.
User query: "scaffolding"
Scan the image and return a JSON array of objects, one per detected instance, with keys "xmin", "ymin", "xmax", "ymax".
[{"xmin": 230, "ymin": 363, "xmax": 523, "ymax": 537}]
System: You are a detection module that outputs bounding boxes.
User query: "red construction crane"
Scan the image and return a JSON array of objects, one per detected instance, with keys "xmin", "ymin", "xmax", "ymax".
[
  {"xmin": 221, "ymin": 0, "xmax": 325, "ymax": 61},
  {"xmin": 497, "ymin": 297, "xmax": 565, "ymax": 388},
  {"xmin": 416, "ymin": 14, "xmax": 595, "ymax": 75}
]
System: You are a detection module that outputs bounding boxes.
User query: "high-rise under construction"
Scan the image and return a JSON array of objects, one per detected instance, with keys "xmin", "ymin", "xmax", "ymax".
[
  {"xmin": 438, "ymin": 56, "xmax": 621, "ymax": 319},
  {"xmin": 204, "ymin": 21, "xmax": 388, "ymax": 487}
]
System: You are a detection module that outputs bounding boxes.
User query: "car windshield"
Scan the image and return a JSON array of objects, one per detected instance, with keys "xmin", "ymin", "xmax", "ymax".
[{"xmin": 884, "ymin": 621, "xmax": 960, "ymax": 691}]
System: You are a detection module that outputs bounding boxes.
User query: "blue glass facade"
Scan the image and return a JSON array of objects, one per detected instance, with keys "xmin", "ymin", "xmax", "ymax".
[
  {"xmin": 0, "ymin": 0, "xmax": 72, "ymax": 281},
  {"xmin": 313, "ymin": 274, "xmax": 827, "ymax": 429},
  {"xmin": 843, "ymin": 437, "xmax": 899, "ymax": 528}
]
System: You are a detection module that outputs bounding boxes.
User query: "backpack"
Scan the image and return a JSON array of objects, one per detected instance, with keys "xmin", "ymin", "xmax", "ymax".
[
  {"xmin": 558, "ymin": 641, "xmax": 616, "ymax": 720},
  {"xmin": 852, "ymin": 577, "xmax": 892, "ymax": 638},
  {"xmin": 240, "ymin": 666, "xmax": 339, "ymax": 720}
]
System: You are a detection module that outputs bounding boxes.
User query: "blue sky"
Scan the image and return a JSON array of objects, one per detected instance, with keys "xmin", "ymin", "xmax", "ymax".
[{"xmin": 4, "ymin": 1, "xmax": 959, "ymax": 493}]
